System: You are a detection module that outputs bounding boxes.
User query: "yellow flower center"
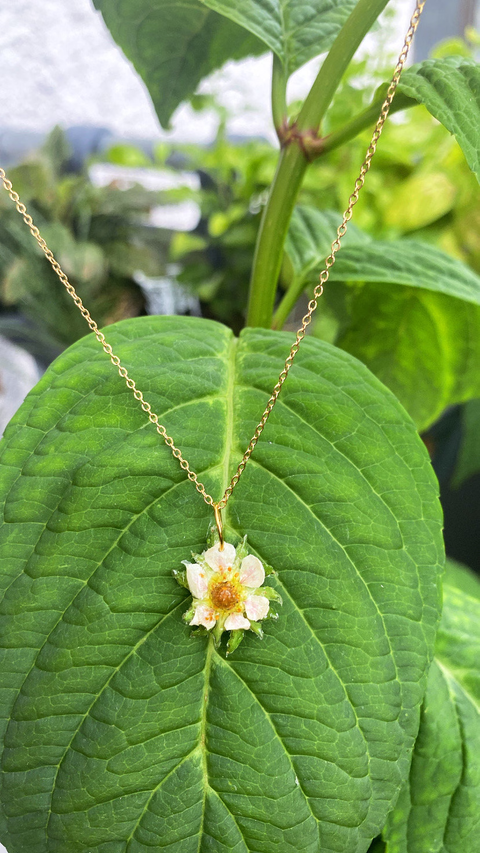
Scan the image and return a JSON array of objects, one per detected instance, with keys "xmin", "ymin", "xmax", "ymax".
[{"xmin": 210, "ymin": 580, "xmax": 241, "ymax": 611}]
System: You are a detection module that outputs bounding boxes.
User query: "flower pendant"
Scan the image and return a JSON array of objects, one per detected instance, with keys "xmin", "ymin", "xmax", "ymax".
[{"xmin": 173, "ymin": 530, "xmax": 282, "ymax": 655}]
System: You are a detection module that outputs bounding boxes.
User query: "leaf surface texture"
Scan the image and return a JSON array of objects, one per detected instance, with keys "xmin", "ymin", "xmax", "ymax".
[
  {"xmin": 0, "ymin": 317, "xmax": 443, "ymax": 852},
  {"xmin": 384, "ymin": 562, "xmax": 480, "ymax": 853}
]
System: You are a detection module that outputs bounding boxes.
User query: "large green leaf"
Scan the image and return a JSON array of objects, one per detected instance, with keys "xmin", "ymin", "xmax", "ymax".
[
  {"xmin": 93, "ymin": 0, "xmax": 265, "ymax": 128},
  {"xmin": 284, "ymin": 208, "xmax": 480, "ymax": 429},
  {"xmin": 395, "ymin": 57, "xmax": 480, "ymax": 183},
  {"xmin": 0, "ymin": 316, "xmax": 442, "ymax": 853},
  {"xmin": 384, "ymin": 562, "xmax": 480, "ymax": 853},
  {"xmin": 202, "ymin": 0, "xmax": 358, "ymax": 75}
]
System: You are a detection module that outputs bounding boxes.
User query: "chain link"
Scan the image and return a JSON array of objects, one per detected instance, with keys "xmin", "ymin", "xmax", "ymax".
[{"xmin": 0, "ymin": 0, "xmax": 425, "ymax": 512}]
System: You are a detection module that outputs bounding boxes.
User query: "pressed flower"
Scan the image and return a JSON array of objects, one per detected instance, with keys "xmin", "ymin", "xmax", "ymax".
[{"xmin": 174, "ymin": 531, "xmax": 282, "ymax": 655}]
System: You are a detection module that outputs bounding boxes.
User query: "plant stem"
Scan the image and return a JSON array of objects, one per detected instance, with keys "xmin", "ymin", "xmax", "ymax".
[
  {"xmin": 246, "ymin": 0, "xmax": 391, "ymax": 329},
  {"xmin": 272, "ymin": 272, "xmax": 307, "ymax": 331},
  {"xmin": 296, "ymin": 0, "xmax": 390, "ymax": 133},
  {"xmin": 320, "ymin": 91, "xmax": 416, "ymax": 156},
  {"xmin": 246, "ymin": 144, "xmax": 307, "ymax": 329},
  {"xmin": 271, "ymin": 54, "xmax": 287, "ymax": 139}
]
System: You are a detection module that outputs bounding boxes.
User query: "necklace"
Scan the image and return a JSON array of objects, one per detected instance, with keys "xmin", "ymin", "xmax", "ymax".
[{"xmin": 0, "ymin": 1, "xmax": 425, "ymax": 654}]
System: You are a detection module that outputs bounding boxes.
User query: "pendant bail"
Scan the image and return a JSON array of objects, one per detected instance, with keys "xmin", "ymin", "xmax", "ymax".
[{"xmin": 213, "ymin": 503, "xmax": 224, "ymax": 551}]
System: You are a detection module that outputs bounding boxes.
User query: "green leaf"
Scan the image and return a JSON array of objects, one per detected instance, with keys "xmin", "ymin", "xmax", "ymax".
[
  {"xmin": 384, "ymin": 564, "xmax": 480, "ymax": 853},
  {"xmin": 94, "ymin": 0, "xmax": 364, "ymax": 126},
  {"xmin": 285, "ymin": 208, "xmax": 480, "ymax": 430},
  {"xmin": 331, "ymin": 240, "xmax": 480, "ymax": 430},
  {"xmin": 330, "ymin": 240, "xmax": 480, "ymax": 308},
  {"xmin": 202, "ymin": 0, "xmax": 358, "ymax": 75},
  {"xmin": 444, "ymin": 558, "xmax": 480, "ymax": 602},
  {"xmin": 285, "ymin": 206, "xmax": 369, "ymax": 289},
  {"xmin": 93, "ymin": 0, "xmax": 265, "ymax": 128},
  {"xmin": 274, "ymin": 206, "xmax": 368, "ymax": 329},
  {"xmin": 0, "ymin": 316, "xmax": 443, "ymax": 853},
  {"xmin": 452, "ymin": 399, "xmax": 480, "ymax": 488},
  {"xmin": 379, "ymin": 171, "xmax": 456, "ymax": 232},
  {"xmin": 285, "ymin": 211, "xmax": 480, "ymax": 308},
  {"xmin": 337, "ymin": 285, "xmax": 480, "ymax": 432},
  {"xmin": 396, "ymin": 57, "xmax": 480, "ymax": 182}
]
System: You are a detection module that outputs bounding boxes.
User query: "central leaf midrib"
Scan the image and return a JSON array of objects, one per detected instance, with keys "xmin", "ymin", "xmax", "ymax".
[
  {"xmin": 221, "ymin": 334, "xmax": 239, "ymax": 510},
  {"xmin": 3, "ymin": 329, "xmax": 238, "ymax": 846},
  {"xmin": 215, "ymin": 653, "xmax": 322, "ymax": 837},
  {"xmin": 77, "ymin": 636, "xmax": 216, "ymax": 852},
  {"xmin": 197, "ymin": 637, "xmax": 214, "ymax": 852}
]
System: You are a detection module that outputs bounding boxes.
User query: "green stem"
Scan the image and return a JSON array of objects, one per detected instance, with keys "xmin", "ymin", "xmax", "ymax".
[
  {"xmin": 296, "ymin": 0, "xmax": 390, "ymax": 133},
  {"xmin": 322, "ymin": 98, "xmax": 387, "ymax": 155},
  {"xmin": 246, "ymin": 144, "xmax": 307, "ymax": 329},
  {"xmin": 246, "ymin": 0, "xmax": 391, "ymax": 329},
  {"xmin": 272, "ymin": 273, "xmax": 307, "ymax": 331},
  {"xmin": 271, "ymin": 54, "xmax": 287, "ymax": 139},
  {"xmin": 320, "ymin": 92, "xmax": 417, "ymax": 157},
  {"xmin": 272, "ymin": 102, "xmax": 418, "ymax": 331}
]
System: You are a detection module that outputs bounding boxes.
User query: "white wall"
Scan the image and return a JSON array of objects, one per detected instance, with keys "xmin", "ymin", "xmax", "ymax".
[{"xmin": 0, "ymin": 0, "xmax": 414, "ymax": 148}]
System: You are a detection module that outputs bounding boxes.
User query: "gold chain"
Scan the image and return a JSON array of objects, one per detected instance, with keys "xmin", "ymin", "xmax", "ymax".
[{"xmin": 0, "ymin": 1, "xmax": 425, "ymax": 519}]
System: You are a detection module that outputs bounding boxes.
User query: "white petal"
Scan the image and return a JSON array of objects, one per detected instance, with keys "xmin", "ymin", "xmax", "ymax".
[
  {"xmin": 224, "ymin": 612, "xmax": 251, "ymax": 631},
  {"xmin": 185, "ymin": 562, "xmax": 209, "ymax": 599},
  {"xmin": 245, "ymin": 594, "xmax": 269, "ymax": 621},
  {"xmin": 204, "ymin": 542, "xmax": 236, "ymax": 572},
  {"xmin": 190, "ymin": 604, "xmax": 217, "ymax": 630},
  {"xmin": 239, "ymin": 554, "xmax": 265, "ymax": 589}
]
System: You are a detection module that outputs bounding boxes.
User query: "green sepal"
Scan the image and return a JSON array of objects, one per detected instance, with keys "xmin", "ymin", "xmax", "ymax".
[
  {"xmin": 212, "ymin": 619, "xmax": 225, "ymax": 648},
  {"xmin": 189, "ymin": 625, "xmax": 209, "ymax": 638},
  {"xmin": 190, "ymin": 552, "xmax": 211, "ymax": 571},
  {"xmin": 265, "ymin": 605, "xmax": 280, "ymax": 621},
  {"xmin": 264, "ymin": 563, "xmax": 276, "ymax": 576},
  {"xmin": 206, "ymin": 522, "xmax": 218, "ymax": 548},
  {"xmin": 248, "ymin": 621, "xmax": 264, "ymax": 639},
  {"xmin": 235, "ymin": 535, "xmax": 248, "ymax": 562},
  {"xmin": 172, "ymin": 568, "xmax": 189, "ymax": 589},
  {"xmin": 226, "ymin": 629, "xmax": 245, "ymax": 656},
  {"xmin": 182, "ymin": 604, "xmax": 196, "ymax": 624},
  {"xmin": 260, "ymin": 586, "xmax": 283, "ymax": 604}
]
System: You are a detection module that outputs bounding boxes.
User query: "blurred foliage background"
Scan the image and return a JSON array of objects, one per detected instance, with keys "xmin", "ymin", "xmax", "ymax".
[
  {"xmin": 3, "ymin": 36, "xmax": 479, "ymax": 349},
  {"xmin": 1, "ymin": 32, "xmax": 480, "ymax": 571},
  {"xmin": 0, "ymin": 128, "xmax": 171, "ymax": 362}
]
